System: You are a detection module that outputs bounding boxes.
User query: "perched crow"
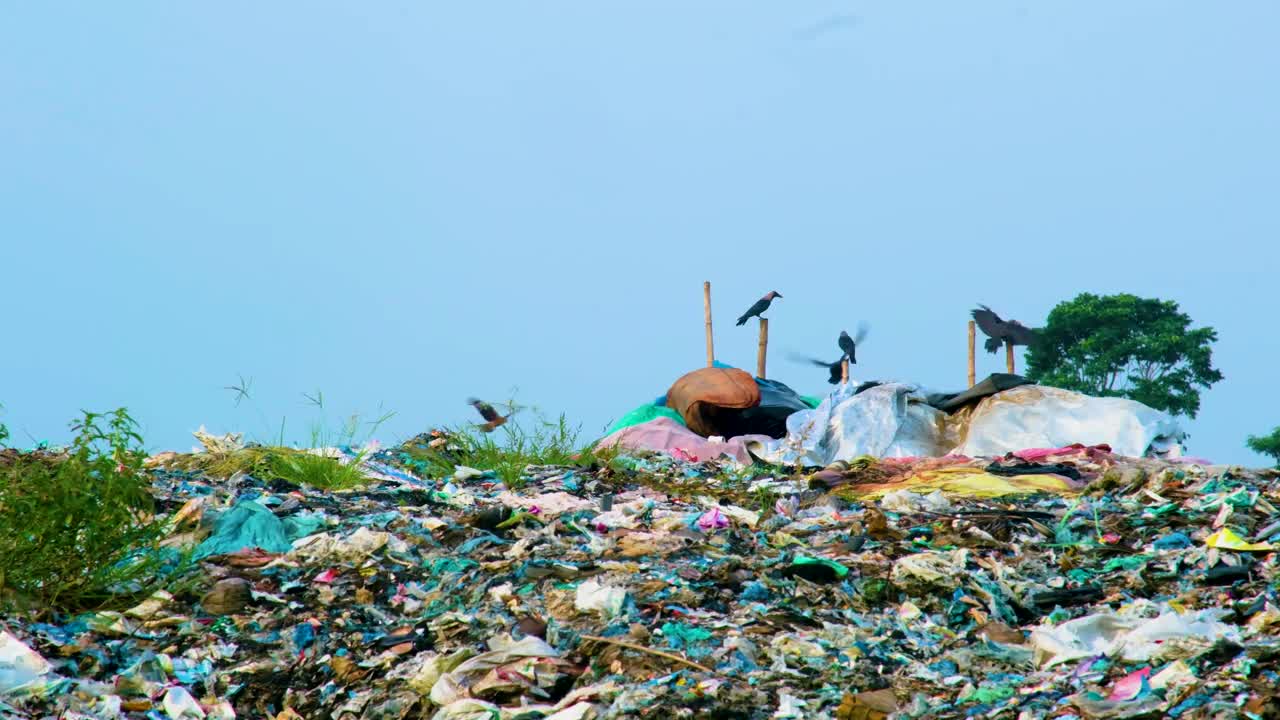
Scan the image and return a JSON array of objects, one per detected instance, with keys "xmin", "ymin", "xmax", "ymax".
[
  {"xmin": 467, "ymin": 398, "xmax": 515, "ymax": 433},
  {"xmin": 971, "ymin": 305, "xmax": 1039, "ymax": 354},
  {"xmin": 736, "ymin": 291, "xmax": 783, "ymax": 326},
  {"xmin": 838, "ymin": 324, "xmax": 868, "ymax": 364}
]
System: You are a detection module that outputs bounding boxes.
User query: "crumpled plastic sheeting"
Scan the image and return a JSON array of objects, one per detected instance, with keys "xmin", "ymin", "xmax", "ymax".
[
  {"xmin": 0, "ymin": 632, "xmax": 52, "ymax": 697},
  {"xmin": 290, "ymin": 526, "xmax": 405, "ymax": 564},
  {"xmin": 1031, "ymin": 607, "xmax": 1240, "ymax": 668},
  {"xmin": 752, "ymin": 382, "xmax": 1186, "ymax": 463},
  {"xmin": 191, "ymin": 426, "xmax": 245, "ymax": 454},
  {"xmin": 596, "ymin": 417, "xmax": 772, "ymax": 464},
  {"xmin": 429, "ymin": 635, "xmax": 561, "ymax": 707},
  {"xmin": 748, "ymin": 383, "xmax": 956, "ymax": 466},
  {"xmin": 891, "ymin": 550, "xmax": 966, "ymax": 592},
  {"xmin": 958, "ymin": 385, "xmax": 1186, "ymax": 459},
  {"xmin": 574, "ymin": 580, "xmax": 628, "ymax": 618},
  {"xmin": 879, "ymin": 489, "xmax": 952, "ymax": 514},
  {"xmin": 163, "ymin": 686, "xmax": 205, "ymax": 719}
]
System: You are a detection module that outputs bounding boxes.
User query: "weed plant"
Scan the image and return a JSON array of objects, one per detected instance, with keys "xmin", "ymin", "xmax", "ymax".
[{"xmin": 0, "ymin": 409, "xmax": 179, "ymax": 613}]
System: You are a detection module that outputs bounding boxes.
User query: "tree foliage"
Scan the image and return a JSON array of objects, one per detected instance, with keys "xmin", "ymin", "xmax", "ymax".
[
  {"xmin": 1025, "ymin": 293, "xmax": 1223, "ymax": 418},
  {"xmin": 1247, "ymin": 427, "xmax": 1280, "ymax": 467}
]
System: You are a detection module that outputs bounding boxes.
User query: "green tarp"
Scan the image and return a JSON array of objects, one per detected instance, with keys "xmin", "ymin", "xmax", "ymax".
[
  {"xmin": 604, "ymin": 405, "xmax": 685, "ymax": 436},
  {"xmin": 604, "ymin": 393, "xmax": 823, "ymax": 436}
]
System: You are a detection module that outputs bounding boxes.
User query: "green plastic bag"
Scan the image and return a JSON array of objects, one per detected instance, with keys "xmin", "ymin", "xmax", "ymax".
[{"xmin": 194, "ymin": 501, "xmax": 321, "ymax": 559}]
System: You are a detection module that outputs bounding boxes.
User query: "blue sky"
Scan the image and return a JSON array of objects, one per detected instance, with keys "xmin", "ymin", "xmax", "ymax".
[{"xmin": 3, "ymin": 2, "xmax": 1277, "ymax": 464}]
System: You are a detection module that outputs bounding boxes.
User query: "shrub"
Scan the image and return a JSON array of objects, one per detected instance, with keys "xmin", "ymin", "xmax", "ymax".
[{"xmin": 0, "ymin": 409, "xmax": 171, "ymax": 612}]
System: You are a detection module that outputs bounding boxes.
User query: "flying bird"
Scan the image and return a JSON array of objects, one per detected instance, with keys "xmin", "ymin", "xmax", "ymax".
[
  {"xmin": 792, "ymin": 355, "xmax": 844, "ymax": 385},
  {"xmin": 467, "ymin": 398, "xmax": 515, "ymax": 433},
  {"xmin": 790, "ymin": 325, "xmax": 870, "ymax": 384},
  {"xmin": 736, "ymin": 291, "xmax": 783, "ymax": 326},
  {"xmin": 971, "ymin": 305, "xmax": 1039, "ymax": 354}
]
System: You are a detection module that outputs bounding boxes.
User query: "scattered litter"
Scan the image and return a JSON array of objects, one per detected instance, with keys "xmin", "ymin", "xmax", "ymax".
[{"xmin": 3, "ymin": 417, "xmax": 1278, "ymax": 719}]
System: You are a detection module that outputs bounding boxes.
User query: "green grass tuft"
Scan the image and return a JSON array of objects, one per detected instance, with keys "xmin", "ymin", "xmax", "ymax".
[
  {"xmin": 268, "ymin": 451, "xmax": 369, "ymax": 491},
  {"xmin": 397, "ymin": 407, "xmax": 600, "ymax": 487}
]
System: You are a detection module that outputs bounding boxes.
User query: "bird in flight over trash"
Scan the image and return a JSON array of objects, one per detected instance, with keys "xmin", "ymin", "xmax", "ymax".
[
  {"xmin": 971, "ymin": 305, "xmax": 1039, "ymax": 354},
  {"xmin": 792, "ymin": 325, "xmax": 869, "ymax": 384},
  {"xmin": 468, "ymin": 398, "xmax": 515, "ymax": 433},
  {"xmin": 793, "ymin": 355, "xmax": 844, "ymax": 384},
  {"xmin": 736, "ymin": 291, "xmax": 783, "ymax": 326}
]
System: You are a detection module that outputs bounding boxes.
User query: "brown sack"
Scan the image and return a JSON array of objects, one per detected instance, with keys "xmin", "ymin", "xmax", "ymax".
[{"xmin": 666, "ymin": 367, "xmax": 760, "ymax": 437}]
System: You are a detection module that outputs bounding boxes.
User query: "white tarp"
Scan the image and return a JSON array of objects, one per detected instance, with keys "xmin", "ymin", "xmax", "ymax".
[
  {"xmin": 747, "ymin": 382, "xmax": 957, "ymax": 466},
  {"xmin": 748, "ymin": 381, "xmax": 1185, "ymax": 464},
  {"xmin": 957, "ymin": 384, "xmax": 1185, "ymax": 458}
]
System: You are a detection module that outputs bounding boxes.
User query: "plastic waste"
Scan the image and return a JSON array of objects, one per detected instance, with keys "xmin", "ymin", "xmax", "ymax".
[
  {"xmin": 958, "ymin": 384, "xmax": 1185, "ymax": 458},
  {"xmin": 0, "ymin": 632, "xmax": 52, "ymax": 696},
  {"xmin": 696, "ymin": 507, "xmax": 728, "ymax": 531},
  {"xmin": 10, "ymin": 416, "xmax": 1280, "ymax": 719},
  {"xmin": 194, "ymin": 500, "xmax": 296, "ymax": 559},
  {"xmin": 890, "ymin": 551, "xmax": 965, "ymax": 592},
  {"xmin": 163, "ymin": 686, "xmax": 206, "ymax": 719},
  {"xmin": 879, "ymin": 489, "xmax": 952, "ymax": 514},
  {"xmin": 574, "ymin": 580, "xmax": 628, "ymax": 618},
  {"xmin": 1204, "ymin": 527, "xmax": 1276, "ymax": 551},
  {"xmin": 747, "ymin": 380, "xmax": 1186, "ymax": 463},
  {"xmin": 603, "ymin": 403, "xmax": 686, "ymax": 436},
  {"xmin": 429, "ymin": 635, "xmax": 560, "ymax": 707},
  {"xmin": 1031, "ymin": 608, "xmax": 1240, "ymax": 668}
]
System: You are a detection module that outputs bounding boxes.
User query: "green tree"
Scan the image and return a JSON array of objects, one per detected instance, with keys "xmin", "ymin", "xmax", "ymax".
[
  {"xmin": 1025, "ymin": 293, "xmax": 1223, "ymax": 418},
  {"xmin": 1247, "ymin": 427, "xmax": 1280, "ymax": 467}
]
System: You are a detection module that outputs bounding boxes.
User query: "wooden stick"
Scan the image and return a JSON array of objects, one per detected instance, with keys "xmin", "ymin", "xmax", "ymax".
[
  {"xmin": 756, "ymin": 317, "xmax": 769, "ymax": 378},
  {"xmin": 1006, "ymin": 341, "xmax": 1016, "ymax": 374},
  {"xmin": 580, "ymin": 634, "xmax": 717, "ymax": 674},
  {"xmin": 841, "ymin": 358, "xmax": 849, "ymax": 385},
  {"xmin": 703, "ymin": 281, "xmax": 714, "ymax": 368},
  {"xmin": 967, "ymin": 320, "xmax": 977, "ymax": 387}
]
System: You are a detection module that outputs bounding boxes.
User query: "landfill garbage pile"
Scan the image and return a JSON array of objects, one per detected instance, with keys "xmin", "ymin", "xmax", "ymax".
[
  {"xmin": 5, "ymin": 433, "xmax": 1280, "ymax": 720},
  {"xmin": 604, "ymin": 370, "xmax": 1190, "ymax": 468}
]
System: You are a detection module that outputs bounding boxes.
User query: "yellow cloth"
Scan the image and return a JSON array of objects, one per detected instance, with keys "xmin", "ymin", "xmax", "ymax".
[
  {"xmin": 843, "ymin": 466, "xmax": 1080, "ymax": 500},
  {"xmin": 1205, "ymin": 528, "xmax": 1275, "ymax": 552}
]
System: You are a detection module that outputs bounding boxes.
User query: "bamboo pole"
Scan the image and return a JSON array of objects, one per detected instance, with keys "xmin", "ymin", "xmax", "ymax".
[
  {"xmin": 968, "ymin": 321, "xmax": 977, "ymax": 387},
  {"xmin": 1006, "ymin": 342, "xmax": 1016, "ymax": 374},
  {"xmin": 841, "ymin": 358, "xmax": 849, "ymax": 385},
  {"xmin": 703, "ymin": 282, "xmax": 714, "ymax": 368},
  {"xmin": 756, "ymin": 318, "xmax": 769, "ymax": 378}
]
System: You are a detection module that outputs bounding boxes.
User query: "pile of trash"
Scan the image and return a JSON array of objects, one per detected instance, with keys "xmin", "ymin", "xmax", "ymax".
[
  {"xmin": 601, "ymin": 368, "xmax": 1191, "ymax": 466},
  {"xmin": 3, "ymin": 423, "xmax": 1280, "ymax": 720}
]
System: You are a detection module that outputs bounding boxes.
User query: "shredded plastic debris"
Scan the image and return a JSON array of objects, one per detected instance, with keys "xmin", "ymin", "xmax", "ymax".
[{"xmin": 3, "ymin": 423, "xmax": 1280, "ymax": 719}]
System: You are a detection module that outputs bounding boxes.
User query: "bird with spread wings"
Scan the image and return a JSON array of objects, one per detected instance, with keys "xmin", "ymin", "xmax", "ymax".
[
  {"xmin": 971, "ymin": 305, "xmax": 1039, "ymax": 354},
  {"xmin": 467, "ymin": 398, "xmax": 517, "ymax": 433}
]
